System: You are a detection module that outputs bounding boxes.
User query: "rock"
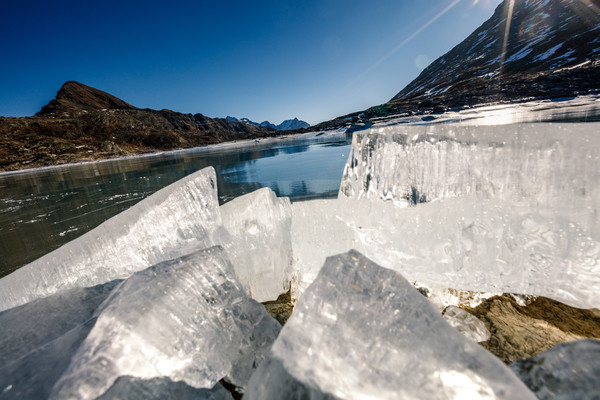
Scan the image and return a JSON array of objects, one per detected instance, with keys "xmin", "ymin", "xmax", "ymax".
[
  {"xmin": 261, "ymin": 290, "xmax": 294, "ymax": 326},
  {"xmin": 510, "ymin": 339, "xmax": 600, "ymax": 400},
  {"xmin": 466, "ymin": 295, "xmax": 600, "ymax": 364}
]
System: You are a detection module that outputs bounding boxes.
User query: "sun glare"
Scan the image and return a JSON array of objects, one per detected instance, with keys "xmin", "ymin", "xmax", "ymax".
[{"xmin": 500, "ymin": 0, "xmax": 516, "ymax": 71}]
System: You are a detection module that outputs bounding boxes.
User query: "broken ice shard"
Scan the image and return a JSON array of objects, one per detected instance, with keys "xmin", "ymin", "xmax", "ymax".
[
  {"xmin": 245, "ymin": 250, "xmax": 536, "ymax": 400},
  {"xmin": 510, "ymin": 339, "xmax": 600, "ymax": 400},
  {"xmin": 333, "ymin": 123, "xmax": 600, "ymax": 309},
  {"xmin": 0, "ymin": 281, "xmax": 120, "ymax": 400},
  {"xmin": 290, "ymin": 199, "xmax": 356, "ymax": 299},
  {"xmin": 340, "ymin": 123, "xmax": 600, "ymax": 210},
  {"xmin": 0, "ymin": 167, "xmax": 230, "ymax": 312},
  {"xmin": 220, "ymin": 187, "xmax": 293, "ymax": 302},
  {"xmin": 442, "ymin": 305, "xmax": 491, "ymax": 343},
  {"xmin": 50, "ymin": 247, "xmax": 280, "ymax": 400}
]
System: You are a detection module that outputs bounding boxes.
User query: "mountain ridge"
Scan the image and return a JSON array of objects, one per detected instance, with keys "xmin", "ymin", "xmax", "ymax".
[
  {"xmin": 37, "ymin": 81, "xmax": 138, "ymax": 115},
  {"xmin": 0, "ymin": 81, "xmax": 278, "ymax": 171},
  {"xmin": 226, "ymin": 116, "xmax": 310, "ymax": 131},
  {"xmin": 391, "ymin": 0, "xmax": 600, "ymax": 104}
]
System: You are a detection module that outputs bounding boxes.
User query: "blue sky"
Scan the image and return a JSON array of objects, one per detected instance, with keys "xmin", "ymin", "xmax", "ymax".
[{"xmin": 0, "ymin": 0, "xmax": 503, "ymax": 125}]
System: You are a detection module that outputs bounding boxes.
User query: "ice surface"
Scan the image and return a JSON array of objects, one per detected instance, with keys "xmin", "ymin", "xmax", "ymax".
[
  {"xmin": 328, "ymin": 194, "xmax": 600, "ymax": 309},
  {"xmin": 0, "ymin": 281, "xmax": 120, "ymax": 400},
  {"xmin": 340, "ymin": 123, "xmax": 600, "ymax": 210},
  {"xmin": 0, "ymin": 167, "xmax": 230, "ymax": 312},
  {"xmin": 330, "ymin": 123, "xmax": 600, "ymax": 309},
  {"xmin": 98, "ymin": 377, "xmax": 233, "ymax": 400},
  {"xmin": 245, "ymin": 250, "xmax": 536, "ymax": 400},
  {"xmin": 220, "ymin": 187, "xmax": 293, "ymax": 302},
  {"xmin": 290, "ymin": 199, "xmax": 356, "ymax": 300},
  {"xmin": 50, "ymin": 247, "xmax": 280, "ymax": 399},
  {"xmin": 412, "ymin": 281, "xmax": 499, "ymax": 310},
  {"xmin": 510, "ymin": 339, "xmax": 600, "ymax": 400},
  {"xmin": 443, "ymin": 305, "xmax": 491, "ymax": 343}
]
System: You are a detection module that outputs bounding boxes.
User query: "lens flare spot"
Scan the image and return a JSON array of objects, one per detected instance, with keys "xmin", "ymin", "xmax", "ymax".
[{"xmin": 415, "ymin": 54, "xmax": 432, "ymax": 71}]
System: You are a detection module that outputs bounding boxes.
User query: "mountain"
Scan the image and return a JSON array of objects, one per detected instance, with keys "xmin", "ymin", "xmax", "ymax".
[
  {"xmin": 316, "ymin": 0, "xmax": 600, "ymax": 128},
  {"xmin": 0, "ymin": 82, "xmax": 276, "ymax": 171},
  {"xmin": 276, "ymin": 118, "xmax": 310, "ymax": 131},
  {"xmin": 38, "ymin": 81, "xmax": 138, "ymax": 115},
  {"xmin": 226, "ymin": 116, "xmax": 277, "ymax": 129},
  {"xmin": 389, "ymin": 0, "xmax": 600, "ymax": 111},
  {"xmin": 227, "ymin": 116, "xmax": 310, "ymax": 131}
]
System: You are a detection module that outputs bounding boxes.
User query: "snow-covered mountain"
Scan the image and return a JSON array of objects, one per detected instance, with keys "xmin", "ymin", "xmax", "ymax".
[
  {"xmin": 315, "ymin": 0, "xmax": 600, "ymax": 129},
  {"xmin": 389, "ymin": 0, "xmax": 600, "ymax": 111},
  {"xmin": 274, "ymin": 118, "xmax": 310, "ymax": 131},
  {"xmin": 227, "ymin": 116, "xmax": 310, "ymax": 131}
]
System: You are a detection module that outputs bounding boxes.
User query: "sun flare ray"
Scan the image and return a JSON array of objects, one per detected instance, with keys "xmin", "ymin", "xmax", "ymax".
[{"xmin": 500, "ymin": 0, "xmax": 515, "ymax": 73}]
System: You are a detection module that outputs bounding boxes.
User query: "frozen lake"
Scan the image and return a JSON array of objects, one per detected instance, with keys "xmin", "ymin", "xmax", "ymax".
[
  {"xmin": 0, "ymin": 132, "xmax": 352, "ymax": 277},
  {"xmin": 1, "ymin": 94, "xmax": 598, "ymax": 278}
]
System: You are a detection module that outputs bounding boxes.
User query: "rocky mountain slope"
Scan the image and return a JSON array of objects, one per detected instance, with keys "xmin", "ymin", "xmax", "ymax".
[
  {"xmin": 316, "ymin": 0, "xmax": 600, "ymax": 129},
  {"xmin": 38, "ymin": 81, "xmax": 138, "ymax": 115},
  {"xmin": 227, "ymin": 116, "xmax": 310, "ymax": 131},
  {"xmin": 0, "ymin": 82, "xmax": 276, "ymax": 171}
]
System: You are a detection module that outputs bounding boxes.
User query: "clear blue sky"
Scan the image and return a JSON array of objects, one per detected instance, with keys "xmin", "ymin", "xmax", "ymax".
[{"xmin": 0, "ymin": 0, "xmax": 503, "ymax": 125}]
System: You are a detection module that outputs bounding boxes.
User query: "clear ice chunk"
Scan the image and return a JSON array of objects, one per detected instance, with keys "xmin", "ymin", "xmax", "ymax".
[
  {"xmin": 334, "ymin": 194, "xmax": 600, "ymax": 309},
  {"xmin": 443, "ymin": 305, "xmax": 491, "ymax": 343},
  {"xmin": 510, "ymin": 339, "xmax": 600, "ymax": 400},
  {"xmin": 330, "ymin": 123, "xmax": 600, "ymax": 309},
  {"xmin": 98, "ymin": 377, "xmax": 233, "ymax": 400},
  {"xmin": 0, "ymin": 167, "xmax": 230, "ymax": 312},
  {"xmin": 245, "ymin": 250, "xmax": 536, "ymax": 400},
  {"xmin": 0, "ymin": 281, "xmax": 120, "ymax": 400},
  {"xmin": 340, "ymin": 123, "xmax": 600, "ymax": 211},
  {"xmin": 290, "ymin": 199, "xmax": 356, "ymax": 300},
  {"xmin": 50, "ymin": 247, "xmax": 280, "ymax": 400},
  {"xmin": 220, "ymin": 187, "xmax": 293, "ymax": 302}
]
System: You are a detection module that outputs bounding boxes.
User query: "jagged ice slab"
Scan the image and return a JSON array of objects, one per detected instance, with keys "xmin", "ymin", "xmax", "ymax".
[
  {"xmin": 245, "ymin": 250, "xmax": 536, "ymax": 400},
  {"xmin": 49, "ymin": 247, "xmax": 280, "ymax": 399}
]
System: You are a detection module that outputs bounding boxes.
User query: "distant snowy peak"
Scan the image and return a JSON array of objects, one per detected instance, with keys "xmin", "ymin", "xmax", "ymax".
[
  {"xmin": 276, "ymin": 118, "xmax": 310, "ymax": 131},
  {"xmin": 390, "ymin": 0, "xmax": 600, "ymax": 107},
  {"xmin": 226, "ymin": 116, "xmax": 310, "ymax": 131}
]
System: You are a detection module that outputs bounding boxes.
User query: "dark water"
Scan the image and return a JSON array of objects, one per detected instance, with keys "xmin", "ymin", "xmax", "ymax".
[{"xmin": 0, "ymin": 134, "xmax": 351, "ymax": 277}]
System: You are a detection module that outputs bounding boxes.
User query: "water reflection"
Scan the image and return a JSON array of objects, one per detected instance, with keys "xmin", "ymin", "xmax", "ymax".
[{"xmin": 0, "ymin": 135, "xmax": 351, "ymax": 277}]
